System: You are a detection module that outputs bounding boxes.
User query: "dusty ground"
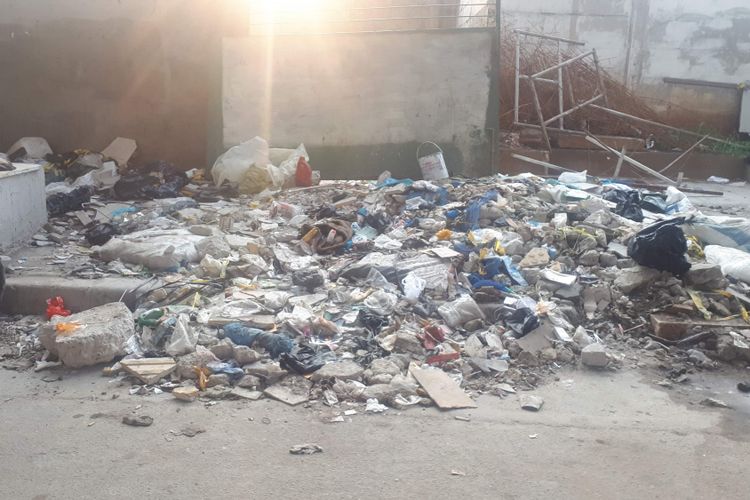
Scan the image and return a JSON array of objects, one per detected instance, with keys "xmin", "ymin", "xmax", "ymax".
[{"xmin": 1, "ymin": 363, "xmax": 748, "ymax": 500}]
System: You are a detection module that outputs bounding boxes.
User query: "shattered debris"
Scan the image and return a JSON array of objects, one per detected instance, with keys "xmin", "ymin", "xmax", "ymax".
[{"xmin": 3, "ymin": 140, "xmax": 750, "ymax": 419}]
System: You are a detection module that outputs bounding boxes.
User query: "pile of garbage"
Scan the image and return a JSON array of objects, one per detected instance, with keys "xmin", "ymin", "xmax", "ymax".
[{"xmin": 5, "ymin": 138, "xmax": 750, "ymax": 412}]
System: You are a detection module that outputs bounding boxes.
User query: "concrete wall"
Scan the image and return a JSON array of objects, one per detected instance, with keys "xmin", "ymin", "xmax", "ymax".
[
  {"xmin": 223, "ymin": 30, "xmax": 497, "ymax": 179},
  {"xmin": 0, "ymin": 0, "xmax": 249, "ymax": 168},
  {"xmin": 0, "ymin": 165, "xmax": 47, "ymax": 252},
  {"xmin": 493, "ymin": 0, "xmax": 750, "ymax": 133}
]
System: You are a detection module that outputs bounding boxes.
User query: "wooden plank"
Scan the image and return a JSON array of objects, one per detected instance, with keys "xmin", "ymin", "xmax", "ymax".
[
  {"xmin": 121, "ymin": 358, "xmax": 176, "ymax": 385},
  {"xmin": 410, "ymin": 365, "xmax": 477, "ymax": 410}
]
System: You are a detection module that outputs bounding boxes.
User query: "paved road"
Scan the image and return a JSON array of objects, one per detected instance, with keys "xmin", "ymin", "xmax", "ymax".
[{"xmin": 1, "ymin": 365, "xmax": 748, "ymax": 499}]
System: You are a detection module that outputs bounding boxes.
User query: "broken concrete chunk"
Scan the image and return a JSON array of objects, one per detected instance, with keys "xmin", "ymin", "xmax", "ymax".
[
  {"xmin": 392, "ymin": 330, "xmax": 426, "ymax": 355},
  {"xmin": 39, "ymin": 302, "xmax": 135, "ymax": 368},
  {"xmin": 244, "ymin": 360, "xmax": 287, "ymax": 383},
  {"xmin": 195, "ymin": 236, "xmax": 231, "ymax": 259},
  {"xmin": 189, "ymin": 225, "xmax": 214, "ymax": 236},
  {"xmin": 121, "ymin": 357, "xmax": 176, "ymax": 385},
  {"xmin": 684, "ymin": 263, "xmax": 728, "ymax": 290},
  {"xmin": 410, "ymin": 365, "xmax": 476, "ymax": 410},
  {"xmin": 233, "ymin": 346, "xmax": 261, "ymax": 366},
  {"xmin": 237, "ymin": 374, "xmax": 263, "ymax": 389},
  {"xmin": 122, "ymin": 415, "xmax": 153, "ymax": 427},
  {"xmin": 613, "ymin": 266, "xmax": 661, "ymax": 293},
  {"xmin": 579, "ymin": 249, "xmax": 600, "ymax": 267},
  {"xmin": 263, "ymin": 375, "xmax": 311, "ymax": 405},
  {"xmin": 176, "ymin": 346, "xmax": 219, "ymax": 379},
  {"xmin": 173, "ymin": 386, "xmax": 200, "ymax": 402},
  {"xmin": 209, "ymin": 339, "xmax": 235, "ymax": 361},
  {"xmin": 581, "ymin": 343, "xmax": 608, "ymax": 368},
  {"xmin": 207, "ymin": 373, "xmax": 230, "ymax": 388},
  {"xmin": 599, "ymin": 253, "xmax": 618, "ymax": 268},
  {"xmin": 310, "ymin": 360, "xmax": 364, "ymax": 382},
  {"xmin": 520, "ymin": 394, "xmax": 544, "ymax": 412},
  {"xmin": 519, "ymin": 247, "xmax": 550, "ymax": 268}
]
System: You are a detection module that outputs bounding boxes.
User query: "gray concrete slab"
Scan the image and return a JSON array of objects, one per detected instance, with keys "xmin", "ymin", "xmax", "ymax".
[{"xmin": 1, "ymin": 275, "xmax": 158, "ymax": 314}]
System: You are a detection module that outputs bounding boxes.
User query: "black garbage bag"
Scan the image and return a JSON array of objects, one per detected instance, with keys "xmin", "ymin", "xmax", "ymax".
[
  {"xmin": 640, "ymin": 194, "xmax": 669, "ymax": 214},
  {"xmin": 603, "ymin": 189, "xmax": 643, "ymax": 222},
  {"xmin": 113, "ymin": 161, "xmax": 188, "ymax": 200},
  {"xmin": 85, "ymin": 223, "xmax": 119, "ymax": 246},
  {"xmin": 628, "ymin": 218, "xmax": 691, "ymax": 276},
  {"xmin": 46, "ymin": 186, "xmax": 93, "ymax": 216},
  {"xmin": 505, "ymin": 307, "xmax": 540, "ymax": 338},
  {"xmin": 279, "ymin": 344, "xmax": 336, "ymax": 375}
]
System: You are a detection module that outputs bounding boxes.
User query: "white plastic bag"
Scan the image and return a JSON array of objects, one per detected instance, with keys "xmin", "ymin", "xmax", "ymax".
[
  {"xmin": 402, "ymin": 272, "xmax": 426, "ymax": 304},
  {"xmin": 558, "ymin": 171, "xmax": 587, "ymax": 184},
  {"xmin": 438, "ymin": 295, "xmax": 485, "ymax": 328},
  {"xmin": 96, "ymin": 228, "xmax": 203, "ymax": 271},
  {"xmin": 705, "ymin": 245, "xmax": 750, "ymax": 284},
  {"xmin": 211, "ymin": 137, "xmax": 270, "ymax": 187},
  {"xmin": 166, "ymin": 314, "xmax": 197, "ymax": 357}
]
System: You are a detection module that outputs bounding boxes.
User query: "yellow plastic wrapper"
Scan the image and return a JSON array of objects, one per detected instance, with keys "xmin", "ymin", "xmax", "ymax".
[
  {"xmin": 239, "ymin": 164, "xmax": 273, "ymax": 194},
  {"xmin": 688, "ymin": 290, "xmax": 712, "ymax": 320}
]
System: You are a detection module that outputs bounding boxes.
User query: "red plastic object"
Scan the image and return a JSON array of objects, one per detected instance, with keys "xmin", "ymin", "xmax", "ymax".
[
  {"xmin": 46, "ymin": 296, "xmax": 71, "ymax": 320},
  {"xmin": 295, "ymin": 157, "xmax": 313, "ymax": 187},
  {"xmin": 419, "ymin": 325, "xmax": 447, "ymax": 350},
  {"xmin": 426, "ymin": 352, "xmax": 461, "ymax": 365}
]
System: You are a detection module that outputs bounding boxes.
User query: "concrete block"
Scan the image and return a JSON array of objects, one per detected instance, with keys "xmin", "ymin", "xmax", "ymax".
[
  {"xmin": 581, "ymin": 343, "xmax": 609, "ymax": 368},
  {"xmin": 0, "ymin": 164, "xmax": 46, "ymax": 252},
  {"xmin": 40, "ymin": 302, "xmax": 134, "ymax": 368},
  {"xmin": 311, "ymin": 360, "xmax": 364, "ymax": 382}
]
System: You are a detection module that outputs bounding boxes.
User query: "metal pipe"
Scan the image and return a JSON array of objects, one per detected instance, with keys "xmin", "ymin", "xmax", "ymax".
[
  {"xmin": 585, "ymin": 135, "xmax": 676, "ymax": 185},
  {"xmin": 249, "ymin": 14, "xmax": 494, "ymax": 26},
  {"xmin": 511, "ymin": 154, "xmax": 580, "ymax": 174},
  {"xmin": 659, "ymin": 135, "xmax": 709, "ymax": 174},
  {"xmin": 531, "ymin": 50, "xmax": 595, "ymax": 79},
  {"xmin": 589, "ymin": 104, "xmax": 737, "ymax": 147},
  {"xmin": 557, "ymin": 41, "xmax": 564, "ymax": 129},
  {"xmin": 514, "ymin": 37, "xmax": 520, "ymax": 124},
  {"xmin": 543, "ymin": 94, "xmax": 603, "ymax": 125},
  {"xmin": 529, "ymin": 78, "xmax": 552, "ymax": 150},
  {"xmin": 513, "ymin": 29, "xmax": 586, "ymax": 46}
]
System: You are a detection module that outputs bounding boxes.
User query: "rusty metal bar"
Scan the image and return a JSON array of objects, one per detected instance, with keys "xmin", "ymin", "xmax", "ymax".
[
  {"xmin": 513, "ymin": 29, "xmax": 586, "ymax": 46},
  {"xmin": 529, "ymin": 78, "xmax": 552, "ymax": 150},
  {"xmin": 543, "ymin": 94, "xmax": 603, "ymax": 125},
  {"xmin": 589, "ymin": 104, "xmax": 737, "ymax": 147},
  {"xmin": 531, "ymin": 50, "xmax": 595, "ymax": 79}
]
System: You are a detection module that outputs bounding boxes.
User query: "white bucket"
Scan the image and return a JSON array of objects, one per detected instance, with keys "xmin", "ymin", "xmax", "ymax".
[{"xmin": 417, "ymin": 142, "xmax": 449, "ymax": 181}]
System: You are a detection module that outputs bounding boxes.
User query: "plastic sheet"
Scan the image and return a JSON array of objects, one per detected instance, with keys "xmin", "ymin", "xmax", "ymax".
[
  {"xmin": 96, "ymin": 228, "xmax": 203, "ymax": 271},
  {"xmin": 212, "ymin": 137, "xmax": 270, "ymax": 187},
  {"xmin": 705, "ymin": 245, "xmax": 750, "ymax": 284}
]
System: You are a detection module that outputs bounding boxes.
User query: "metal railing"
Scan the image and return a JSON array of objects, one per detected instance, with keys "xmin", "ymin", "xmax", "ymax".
[{"xmin": 246, "ymin": 1, "xmax": 496, "ymax": 34}]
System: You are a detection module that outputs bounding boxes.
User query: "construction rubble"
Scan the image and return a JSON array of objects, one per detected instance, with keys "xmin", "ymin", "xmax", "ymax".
[{"xmin": 3, "ymin": 136, "xmax": 750, "ymax": 414}]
